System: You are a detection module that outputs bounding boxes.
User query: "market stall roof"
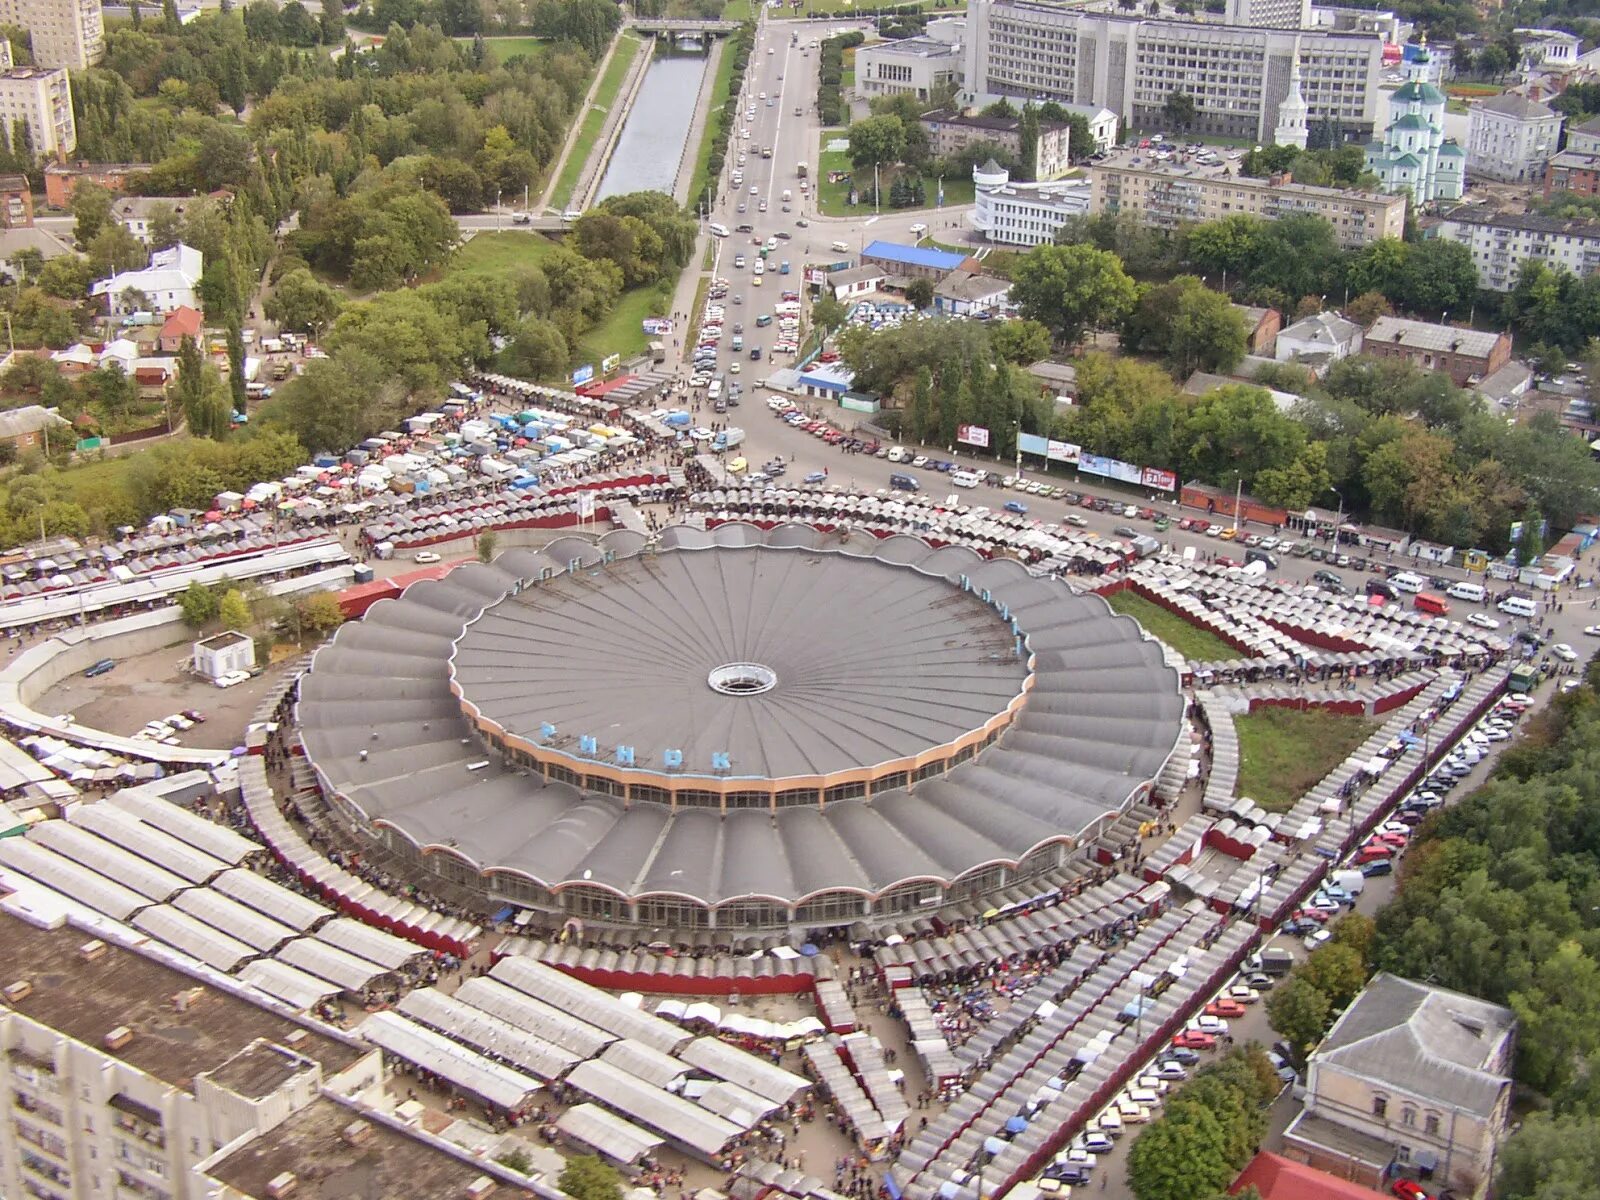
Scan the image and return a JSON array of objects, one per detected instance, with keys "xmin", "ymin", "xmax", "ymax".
[
  {"xmin": 679, "ymin": 1035, "xmax": 810, "ymax": 1104},
  {"xmin": 565, "ymin": 1059, "xmax": 741, "ymax": 1158},
  {"xmin": 556, "ymin": 1103, "xmax": 664, "ymax": 1165},
  {"xmin": 358, "ymin": 1011, "xmax": 540, "ymax": 1112}
]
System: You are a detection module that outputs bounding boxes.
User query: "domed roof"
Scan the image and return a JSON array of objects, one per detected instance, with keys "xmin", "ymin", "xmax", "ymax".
[
  {"xmin": 973, "ymin": 158, "xmax": 1010, "ymax": 187},
  {"xmin": 1394, "ymin": 79, "xmax": 1447, "ymax": 106}
]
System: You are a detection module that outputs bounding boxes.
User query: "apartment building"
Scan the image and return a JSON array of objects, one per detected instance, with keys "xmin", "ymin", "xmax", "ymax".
[
  {"xmin": 1434, "ymin": 204, "xmax": 1600, "ymax": 291},
  {"xmin": 0, "ymin": 0, "xmax": 103, "ymax": 69},
  {"xmin": 1089, "ymin": 162, "xmax": 1405, "ymax": 246},
  {"xmin": 1465, "ymin": 92, "xmax": 1562, "ymax": 184},
  {"xmin": 1544, "ymin": 150, "xmax": 1600, "ymax": 198},
  {"xmin": 43, "ymin": 161, "xmax": 148, "ymax": 208},
  {"xmin": 961, "ymin": 0, "xmax": 1386, "ymax": 145},
  {"xmin": 0, "ymin": 41, "xmax": 76, "ymax": 160},
  {"xmin": 922, "ymin": 108, "xmax": 1074, "ymax": 179},
  {"xmin": 1226, "ymin": 0, "xmax": 1311, "ymax": 26},
  {"xmin": 971, "ymin": 161, "xmax": 1092, "ymax": 246}
]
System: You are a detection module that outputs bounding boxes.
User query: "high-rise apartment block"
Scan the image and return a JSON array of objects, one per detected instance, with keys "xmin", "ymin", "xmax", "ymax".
[
  {"xmin": 961, "ymin": 0, "xmax": 1386, "ymax": 145},
  {"xmin": 0, "ymin": 0, "xmax": 104, "ymax": 69},
  {"xmin": 0, "ymin": 38, "xmax": 76, "ymax": 160}
]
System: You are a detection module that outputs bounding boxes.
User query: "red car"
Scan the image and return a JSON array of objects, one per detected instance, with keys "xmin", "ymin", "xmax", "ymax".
[
  {"xmin": 1205, "ymin": 999, "xmax": 1247, "ymax": 1019},
  {"xmin": 1293, "ymin": 907, "xmax": 1333, "ymax": 924},
  {"xmin": 1391, "ymin": 1182, "xmax": 1429, "ymax": 1200},
  {"xmin": 1080, "ymin": 495, "xmax": 1097, "ymax": 508},
  {"xmin": 1356, "ymin": 843, "xmax": 1395, "ymax": 862},
  {"xmin": 1171, "ymin": 1030, "xmax": 1216, "ymax": 1050}
]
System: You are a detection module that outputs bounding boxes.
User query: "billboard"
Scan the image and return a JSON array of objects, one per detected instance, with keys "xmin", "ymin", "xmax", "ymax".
[
  {"xmin": 1018, "ymin": 432, "xmax": 1049, "ymax": 457},
  {"xmin": 571, "ymin": 364, "xmax": 595, "ymax": 386},
  {"xmin": 1141, "ymin": 466, "xmax": 1177, "ymax": 492},
  {"xmin": 957, "ymin": 424, "xmax": 991, "ymax": 449},
  {"xmin": 1079, "ymin": 453, "xmax": 1143, "ymax": 485},
  {"xmin": 1047, "ymin": 439, "xmax": 1081, "ymax": 465},
  {"xmin": 805, "ymin": 268, "xmax": 828, "ymax": 286},
  {"xmin": 601, "ymin": 353, "xmax": 621, "ymax": 375},
  {"xmin": 641, "ymin": 318, "xmax": 674, "ymax": 336}
]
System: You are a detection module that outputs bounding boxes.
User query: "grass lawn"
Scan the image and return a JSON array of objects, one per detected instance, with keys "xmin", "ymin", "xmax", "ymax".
[
  {"xmin": 1106, "ymin": 591, "xmax": 1239, "ymax": 663},
  {"xmin": 449, "ymin": 232, "xmax": 560, "ymax": 278},
  {"xmin": 815, "ymin": 132, "xmax": 977, "ymax": 217},
  {"xmin": 690, "ymin": 39, "xmax": 740, "ymax": 206},
  {"xmin": 476, "ymin": 36, "xmax": 544, "ymax": 64},
  {"xmin": 574, "ymin": 280, "xmax": 672, "ymax": 365},
  {"xmin": 1235, "ymin": 708, "xmax": 1381, "ymax": 813},
  {"xmin": 550, "ymin": 33, "xmax": 645, "ymax": 211}
]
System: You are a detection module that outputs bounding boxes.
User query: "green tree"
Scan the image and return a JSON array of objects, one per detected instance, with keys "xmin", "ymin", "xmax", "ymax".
[
  {"xmin": 179, "ymin": 579, "xmax": 219, "ymax": 627},
  {"xmin": 558, "ymin": 1155, "xmax": 623, "ymax": 1200},
  {"xmin": 989, "ymin": 319, "xmax": 1052, "ymax": 365},
  {"xmin": 264, "ymin": 268, "xmax": 342, "ymax": 336},
  {"xmin": 218, "ymin": 588, "xmax": 251, "ymax": 631},
  {"xmin": 71, "ymin": 182, "xmax": 114, "ymax": 247},
  {"xmin": 1010, "ymin": 243, "xmax": 1137, "ymax": 346},
  {"xmin": 812, "ymin": 294, "xmax": 848, "ymax": 334},
  {"xmin": 225, "ymin": 320, "xmax": 248, "ymax": 416},
  {"xmin": 1266, "ymin": 974, "xmax": 1332, "ymax": 1062},
  {"xmin": 906, "ymin": 277, "xmax": 935, "ymax": 309},
  {"xmin": 296, "ymin": 591, "xmax": 344, "ymax": 635},
  {"xmin": 1297, "ymin": 943, "xmax": 1368, "ymax": 1011},
  {"xmin": 507, "ymin": 316, "xmax": 569, "ymax": 380},
  {"xmin": 477, "ymin": 530, "xmax": 497, "ymax": 562},
  {"xmin": 847, "ymin": 114, "xmax": 907, "ymax": 170},
  {"xmin": 1162, "ymin": 89, "xmax": 1197, "ymax": 132},
  {"xmin": 1396, "ymin": 239, "xmax": 1479, "ymax": 316},
  {"xmin": 1127, "ymin": 1100, "xmax": 1236, "ymax": 1200},
  {"xmin": 173, "ymin": 335, "xmax": 231, "ymax": 440}
]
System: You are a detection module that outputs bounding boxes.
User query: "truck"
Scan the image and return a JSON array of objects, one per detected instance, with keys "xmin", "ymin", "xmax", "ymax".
[
  {"xmin": 797, "ymin": 161, "xmax": 808, "ymax": 179},
  {"xmin": 713, "ymin": 427, "xmax": 745, "ymax": 452},
  {"xmin": 1508, "ymin": 663, "xmax": 1540, "ymax": 694}
]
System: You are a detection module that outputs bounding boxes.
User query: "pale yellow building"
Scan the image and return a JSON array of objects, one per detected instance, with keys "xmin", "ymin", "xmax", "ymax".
[
  {"xmin": 1283, "ymin": 973, "xmax": 1516, "ymax": 1200},
  {"xmin": 1088, "ymin": 162, "xmax": 1405, "ymax": 248},
  {"xmin": 0, "ymin": 0, "xmax": 103, "ymax": 69}
]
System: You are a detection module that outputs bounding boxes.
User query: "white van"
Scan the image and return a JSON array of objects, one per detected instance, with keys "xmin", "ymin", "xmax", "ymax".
[
  {"xmin": 886, "ymin": 445, "xmax": 909, "ymax": 462},
  {"xmin": 708, "ymin": 222, "xmax": 730, "ymax": 238},
  {"xmin": 831, "ymin": 240, "xmax": 850, "ymax": 253},
  {"xmin": 951, "ymin": 470, "xmax": 982, "ymax": 488},
  {"xmin": 1498, "ymin": 594, "xmax": 1538, "ymax": 618},
  {"xmin": 1389, "ymin": 571, "xmax": 1425, "ymax": 594},
  {"xmin": 1097, "ymin": 1109, "xmax": 1124, "ymax": 1138},
  {"xmin": 1447, "ymin": 580, "xmax": 1487, "ymax": 603}
]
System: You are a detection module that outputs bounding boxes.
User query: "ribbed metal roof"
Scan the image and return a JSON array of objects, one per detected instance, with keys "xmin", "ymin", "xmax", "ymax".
[{"xmin": 296, "ymin": 525, "xmax": 1183, "ymax": 908}]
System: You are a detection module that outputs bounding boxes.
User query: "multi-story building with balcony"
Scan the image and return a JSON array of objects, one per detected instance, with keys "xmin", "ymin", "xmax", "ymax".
[
  {"xmin": 1434, "ymin": 204, "xmax": 1600, "ymax": 291},
  {"xmin": 961, "ymin": 0, "xmax": 1386, "ymax": 145},
  {"xmin": 1088, "ymin": 161, "xmax": 1404, "ymax": 246},
  {"xmin": 0, "ymin": 43, "xmax": 76, "ymax": 160},
  {"xmin": 0, "ymin": 0, "xmax": 103, "ymax": 69}
]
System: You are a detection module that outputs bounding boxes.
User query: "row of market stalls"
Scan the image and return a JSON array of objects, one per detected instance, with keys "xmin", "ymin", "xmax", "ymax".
[
  {"xmin": 354, "ymin": 953, "xmax": 811, "ymax": 1164},
  {"xmin": 0, "ymin": 781, "xmax": 429, "ymax": 1011},
  {"xmin": 238, "ymin": 756, "xmax": 482, "ymax": 958},
  {"xmin": 496, "ymin": 934, "xmax": 837, "ymax": 996}
]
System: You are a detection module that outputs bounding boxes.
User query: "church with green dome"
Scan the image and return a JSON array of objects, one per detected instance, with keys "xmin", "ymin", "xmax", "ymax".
[{"xmin": 1363, "ymin": 42, "xmax": 1464, "ymax": 205}]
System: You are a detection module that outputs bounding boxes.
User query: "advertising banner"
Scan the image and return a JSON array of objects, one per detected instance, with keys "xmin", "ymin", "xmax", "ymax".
[
  {"xmin": 641, "ymin": 318, "xmax": 674, "ymax": 336},
  {"xmin": 1078, "ymin": 454, "xmax": 1142, "ymax": 485},
  {"xmin": 957, "ymin": 424, "xmax": 991, "ymax": 449},
  {"xmin": 571, "ymin": 364, "xmax": 595, "ymax": 387},
  {"xmin": 1141, "ymin": 466, "xmax": 1177, "ymax": 492},
  {"xmin": 1018, "ymin": 432, "xmax": 1050, "ymax": 458},
  {"xmin": 601, "ymin": 354, "xmax": 621, "ymax": 375},
  {"xmin": 1047, "ymin": 439, "xmax": 1081, "ymax": 465},
  {"xmin": 805, "ymin": 268, "xmax": 827, "ymax": 286}
]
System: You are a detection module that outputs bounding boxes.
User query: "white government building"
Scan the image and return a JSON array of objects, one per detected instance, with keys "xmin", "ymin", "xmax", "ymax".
[{"xmin": 970, "ymin": 160, "xmax": 1092, "ymax": 247}]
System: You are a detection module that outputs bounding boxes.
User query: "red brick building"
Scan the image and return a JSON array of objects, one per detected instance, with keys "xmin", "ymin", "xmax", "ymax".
[
  {"xmin": 42, "ymin": 161, "xmax": 148, "ymax": 208},
  {"xmin": 1364, "ymin": 316, "xmax": 1512, "ymax": 387}
]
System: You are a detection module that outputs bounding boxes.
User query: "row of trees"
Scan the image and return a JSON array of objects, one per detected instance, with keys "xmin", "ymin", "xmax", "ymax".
[
  {"xmin": 1126, "ymin": 1046, "xmax": 1281, "ymax": 1200},
  {"xmin": 352, "ymin": 0, "xmax": 620, "ymax": 51},
  {"xmin": 816, "ymin": 31, "xmax": 864, "ymax": 128},
  {"xmin": 703, "ymin": 23, "xmax": 757, "ymax": 210}
]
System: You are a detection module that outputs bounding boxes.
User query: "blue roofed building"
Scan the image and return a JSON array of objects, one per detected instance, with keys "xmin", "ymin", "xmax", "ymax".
[{"xmin": 861, "ymin": 240, "xmax": 974, "ymax": 280}]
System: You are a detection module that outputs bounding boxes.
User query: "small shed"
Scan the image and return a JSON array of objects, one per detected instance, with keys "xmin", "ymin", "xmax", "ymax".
[{"xmin": 191, "ymin": 629, "xmax": 255, "ymax": 681}]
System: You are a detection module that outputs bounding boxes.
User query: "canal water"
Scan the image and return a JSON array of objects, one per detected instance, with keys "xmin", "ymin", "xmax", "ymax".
[{"xmin": 596, "ymin": 50, "xmax": 710, "ymax": 200}]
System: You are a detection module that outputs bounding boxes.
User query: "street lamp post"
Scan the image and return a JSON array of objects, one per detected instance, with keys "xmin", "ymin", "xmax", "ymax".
[{"xmin": 1329, "ymin": 486, "xmax": 1344, "ymax": 550}]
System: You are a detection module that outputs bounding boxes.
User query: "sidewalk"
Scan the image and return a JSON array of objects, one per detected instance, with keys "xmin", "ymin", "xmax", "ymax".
[{"xmin": 537, "ymin": 30, "xmax": 629, "ymax": 212}]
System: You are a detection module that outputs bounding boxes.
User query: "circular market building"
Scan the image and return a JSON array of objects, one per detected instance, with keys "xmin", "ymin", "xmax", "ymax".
[{"xmin": 295, "ymin": 523, "xmax": 1184, "ymax": 932}]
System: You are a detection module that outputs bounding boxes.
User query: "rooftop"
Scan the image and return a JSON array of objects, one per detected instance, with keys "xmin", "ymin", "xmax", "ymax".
[
  {"xmin": 922, "ymin": 108, "xmax": 1067, "ymax": 135},
  {"xmin": 1471, "ymin": 91, "xmax": 1559, "ymax": 120},
  {"xmin": 1366, "ymin": 315, "xmax": 1505, "ymax": 358},
  {"xmin": 1314, "ymin": 972, "xmax": 1515, "ymax": 1117},
  {"xmin": 1231, "ymin": 1151, "xmax": 1387, "ymax": 1200},
  {"xmin": 1441, "ymin": 203, "xmax": 1600, "ymax": 237},
  {"xmin": 0, "ymin": 406, "xmax": 69, "ymax": 439},
  {"xmin": 828, "ymin": 265, "xmax": 887, "ymax": 287},
  {"xmin": 934, "ymin": 272, "xmax": 1011, "ymax": 302},
  {"xmin": 862, "ymin": 240, "xmax": 970, "ymax": 271},
  {"xmin": 1090, "ymin": 160, "xmax": 1399, "ymax": 207},
  {"xmin": 0, "ymin": 911, "xmax": 363, "ymax": 1088},
  {"xmin": 207, "ymin": 1040, "xmax": 315, "ymax": 1100},
  {"xmin": 1279, "ymin": 311, "xmax": 1361, "ymax": 346},
  {"xmin": 860, "ymin": 35, "xmax": 962, "ymax": 60},
  {"xmin": 204, "ymin": 1097, "xmax": 527, "ymax": 1199}
]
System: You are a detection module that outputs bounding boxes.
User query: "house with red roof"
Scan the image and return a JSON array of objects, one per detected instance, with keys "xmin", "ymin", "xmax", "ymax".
[
  {"xmin": 1232, "ymin": 1152, "xmax": 1389, "ymax": 1200},
  {"xmin": 158, "ymin": 305, "xmax": 204, "ymax": 354}
]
